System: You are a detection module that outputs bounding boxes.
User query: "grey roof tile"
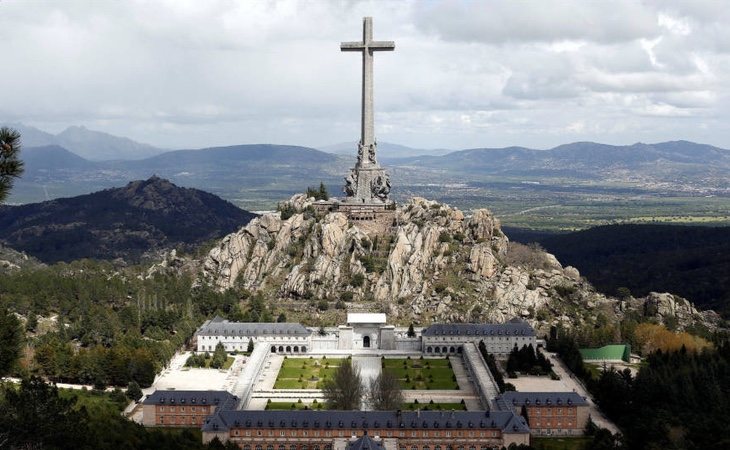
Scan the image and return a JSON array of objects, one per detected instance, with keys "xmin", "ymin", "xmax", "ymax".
[
  {"xmin": 421, "ymin": 320, "xmax": 535, "ymax": 337},
  {"xmin": 498, "ymin": 392, "xmax": 588, "ymax": 407},
  {"xmin": 143, "ymin": 390, "xmax": 238, "ymax": 410},
  {"xmin": 202, "ymin": 410, "xmax": 529, "ymax": 434}
]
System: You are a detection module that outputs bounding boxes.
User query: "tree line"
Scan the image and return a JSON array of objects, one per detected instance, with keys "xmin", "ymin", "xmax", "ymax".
[
  {"xmin": 548, "ymin": 332, "xmax": 730, "ymax": 449},
  {"xmin": 0, "ymin": 260, "xmax": 261, "ymax": 388}
]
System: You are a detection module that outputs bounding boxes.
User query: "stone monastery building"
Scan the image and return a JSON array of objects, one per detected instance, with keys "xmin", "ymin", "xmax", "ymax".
[
  {"xmin": 201, "ymin": 410, "xmax": 531, "ymax": 449},
  {"xmin": 194, "ymin": 315, "xmax": 536, "ymax": 357}
]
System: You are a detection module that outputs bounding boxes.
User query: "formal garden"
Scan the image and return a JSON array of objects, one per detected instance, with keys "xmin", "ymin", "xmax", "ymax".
[
  {"xmin": 382, "ymin": 357, "xmax": 459, "ymax": 390},
  {"xmin": 273, "ymin": 357, "xmax": 345, "ymax": 389}
]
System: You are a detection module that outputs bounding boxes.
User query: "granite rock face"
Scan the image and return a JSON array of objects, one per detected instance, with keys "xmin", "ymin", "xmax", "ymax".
[{"xmin": 201, "ymin": 195, "xmax": 720, "ymax": 333}]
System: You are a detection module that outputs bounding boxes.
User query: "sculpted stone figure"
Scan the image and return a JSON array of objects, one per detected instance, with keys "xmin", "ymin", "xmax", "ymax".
[
  {"xmin": 368, "ymin": 142, "xmax": 377, "ymax": 164},
  {"xmin": 344, "ymin": 171, "xmax": 357, "ymax": 196},
  {"xmin": 371, "ymin": 174, "xmax": 390, "ymax": 200},
  {"xmin": 357, "ymin": 143, "xmax": 365, "ymax": 164}
]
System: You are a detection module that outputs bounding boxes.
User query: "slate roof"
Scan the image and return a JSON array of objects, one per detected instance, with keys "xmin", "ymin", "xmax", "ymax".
[
  {"xmin": 347, "ymin": 434, "xmax": 385, "ymax": 450},
  {"xmin": 196, "ymin": 316, "xmax": 311, "ymax": 337},
  {"xmin": 202, "ymin": 410, "xmax": 530, "ymax": 435},
  {"xmin": 496, "ymin": 392, "xmax": 588, "ymax": 409},
  {"xmin": 143, "ymin": 390, "xmax": 238, "ymax": 410},
  {"xmin": 421, "ymin": 320, "xmax": 535, "ymax": 337}
]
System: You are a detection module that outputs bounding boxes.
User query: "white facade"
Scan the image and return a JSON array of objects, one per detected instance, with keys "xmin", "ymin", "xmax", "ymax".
[
  {"xmin": 195, "ymin": 317, "xmax": 311, "ymax": 355},
  {"xmin": 194, "ymin": 315, "xmax": 535, "ymax": 356},
  {"xmin": 422, "ymin": 322, "xmax": 536, "ymax": 356}
]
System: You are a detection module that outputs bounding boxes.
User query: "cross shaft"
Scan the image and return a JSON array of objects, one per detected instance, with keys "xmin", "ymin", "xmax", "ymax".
[{"xmin": 341, "ymin": 17, "xmax": 394, "ymax": 165}]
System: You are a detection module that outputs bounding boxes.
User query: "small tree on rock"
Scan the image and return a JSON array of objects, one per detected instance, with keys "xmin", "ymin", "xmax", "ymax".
[{"xmin": 0, "ymin": 127, "xmax": 24, "ymax": 204}]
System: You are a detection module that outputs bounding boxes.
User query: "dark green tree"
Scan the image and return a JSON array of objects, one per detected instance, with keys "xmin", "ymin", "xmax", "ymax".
[
  {"xmin": 322, "ymin": 359, "xmax": 362, "ymax": 410},
  {"xmin": 0, "ymin": 376, "xmax": 88, "ymax": 448},
  {"xmin": 210, "ymin": 342, "xmax": 227, "ymax": 369},
  {"xmin": 247, "ymin": 339, "xmax": 254, "ymax": 353},
  {"xmin": 126, "ymin": 381, "xmax": 143, "ymax": 402},
  {"xmin": 407, "ymin": 323, "xmax": 416, "ymax": 338},
  {"xmin": 0, "ymin": 308, "xmax": 22, "ymax": 376},
  {"xmin": 0, "ymin": 127, "xmax": 24, "ymax": 203}
]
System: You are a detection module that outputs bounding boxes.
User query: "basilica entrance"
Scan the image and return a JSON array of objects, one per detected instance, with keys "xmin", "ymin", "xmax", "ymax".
[{"xmin": 363, "ymin": 336, "xmax": 371, "ymax": 348}]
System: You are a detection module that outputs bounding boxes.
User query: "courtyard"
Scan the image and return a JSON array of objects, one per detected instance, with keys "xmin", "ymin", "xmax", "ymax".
[
  {"xmin": 273, "ymin": 357, "xmax": 345, "ymax": 389},
  {"xmin": 383, "ymin": 357, "xmax": 459, "ymax": 390}
]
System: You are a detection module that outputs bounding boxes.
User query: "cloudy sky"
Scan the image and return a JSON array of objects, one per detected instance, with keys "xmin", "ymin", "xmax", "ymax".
[{"xmin": 2, "ymin": 0, "xmax": 729, "ymax": 150}]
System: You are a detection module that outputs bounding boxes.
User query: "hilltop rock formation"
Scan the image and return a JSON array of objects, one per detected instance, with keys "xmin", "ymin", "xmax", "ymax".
[{"xmin": 202, "ymin": 195, "xmax": 721, "ymax": 332}]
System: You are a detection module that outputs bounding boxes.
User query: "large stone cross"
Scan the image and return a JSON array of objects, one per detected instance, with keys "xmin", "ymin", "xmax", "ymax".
[{"xmin": 341, "ymin": 17, "xmax": 394, "ymax": 167}]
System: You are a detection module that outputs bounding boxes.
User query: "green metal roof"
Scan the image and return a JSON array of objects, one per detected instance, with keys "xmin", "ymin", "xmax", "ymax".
[{"xmin": 579, "ymin": 344, "xmax": 630, "ymax": 362}]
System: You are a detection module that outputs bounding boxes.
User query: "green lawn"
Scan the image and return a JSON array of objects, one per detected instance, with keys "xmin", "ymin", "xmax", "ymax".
[
  {"xmin": 403, "ymin": 401, "xmax": 466, "ymax": 411},
  {"xmin": 382, "ymin": 357, "xmax": 459, "ymax": 390},
  {"xmin": 273, "ymin": 357, "xmax": 345, "ymax": 389},
  {"xmin": 266, "ymin": 401, "xmax": 327, "ymax": 410},
  {"xmin": 531, "ymin": 437, "xmax": 592, "ymax": 450}
]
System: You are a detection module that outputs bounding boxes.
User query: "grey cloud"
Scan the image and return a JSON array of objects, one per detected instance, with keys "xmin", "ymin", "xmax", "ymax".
[
  {"xmin": 0, "ymin": 0, "xmax": 728, "ymax": 151},
  {"xmin": 413, "ymin": 1, "xmax": 659, "ymax": 45}
]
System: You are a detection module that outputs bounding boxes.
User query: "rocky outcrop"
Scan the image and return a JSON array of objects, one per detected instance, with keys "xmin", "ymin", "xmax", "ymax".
[
  {"xmin": 622, "ymin": 292, "xmax": 723, "ymax": 330},
  {"xmin": 201, "ymin": 195, "xmax": 721, "ymax": 333}
]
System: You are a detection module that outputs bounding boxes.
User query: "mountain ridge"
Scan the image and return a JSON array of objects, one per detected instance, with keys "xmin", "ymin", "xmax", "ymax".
[
  {"xmin": 2, "ymin": 123, "xmax": 164, "ymax": 161},
  {"xmin": 0, "ymin": 177, "xmax": 256, "ymax": 263}
]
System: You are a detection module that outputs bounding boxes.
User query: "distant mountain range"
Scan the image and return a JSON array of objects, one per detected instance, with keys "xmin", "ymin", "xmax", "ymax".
[
  {"xmin": 2, "ymin": 123, "xmax": 164, "ymax": 160},
  {"xmin": 318, "ymin": 141, "xmax": 453, "ymax": 159},
  {"xmin": 5, "ymin": 122, "xmax": 730, "ymax": 215},
  {"xmin": 390, "ymin": 140, "xmax": 730, "ymax": 178},
  {"xmin": 0, "ymin": 177, "xmax": 256, "ymax": 263}
]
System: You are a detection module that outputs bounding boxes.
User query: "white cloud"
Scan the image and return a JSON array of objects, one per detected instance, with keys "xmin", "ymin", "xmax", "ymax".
[{"xmin": 0, "ymin": 0, "xmax": 729, "ymax": 151}]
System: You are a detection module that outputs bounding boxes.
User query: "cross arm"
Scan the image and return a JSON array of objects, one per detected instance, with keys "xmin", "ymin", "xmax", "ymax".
[
  {"xmin": 341, "ymin": 41, "xmax": 366, "ymax": 51},
  {"xmin": 369, "ymin": 41, "xmax": 395, "ymax": 51}
]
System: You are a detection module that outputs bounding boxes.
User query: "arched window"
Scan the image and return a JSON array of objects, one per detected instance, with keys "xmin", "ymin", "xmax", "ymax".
[
  {"xmin": 255, "ymin": 445, "xmax": 263, "ymax": 450},
  {"xmin": 435, "ymin": 347, "xmax": 441, "ymax": 353},
  {"xmin": 286, "ymin": 346, "xmax": 291, "ymax": 352},
  {"xmin": 278, "ymin": 446, "xmax": 285, "ymax": 450},
  {"xmin": 290, "ymin": 445, "xmax": 297, "ymax": 450},
  {"xmin": 267, "ymin": 445, "xmax": 274, "ymax": 450},
  {"xmin": 411, "ymin": 445, "xmax": 418, "ymax": 450},
  {"xmin": 426, "ymin": 346, "xmax": 432, "ymax": 353},
  {"xmin": 293, "ymin": 346, "xmax": 299, "ymax": 352},
  {"xmin": 301, "ymin": 346, "xmax": 307, "ymax": 352},
  {"xmin": 244, "ymin": 445, "xmax": 251, "ymax": 450},
  {"xmin": 449, "ymin": 346, "xmax": 455, "ymax": 353},
  {"xmin": 271, "ymin": 346, "xmax": 276, "ymax": 353},
  {"xmin": 442, "ymin": 346, "xmax": 447, "ymax": 353},
  {"xmin": 279, "ymin": 346, "xmax": 284, "ymax": 352}
]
